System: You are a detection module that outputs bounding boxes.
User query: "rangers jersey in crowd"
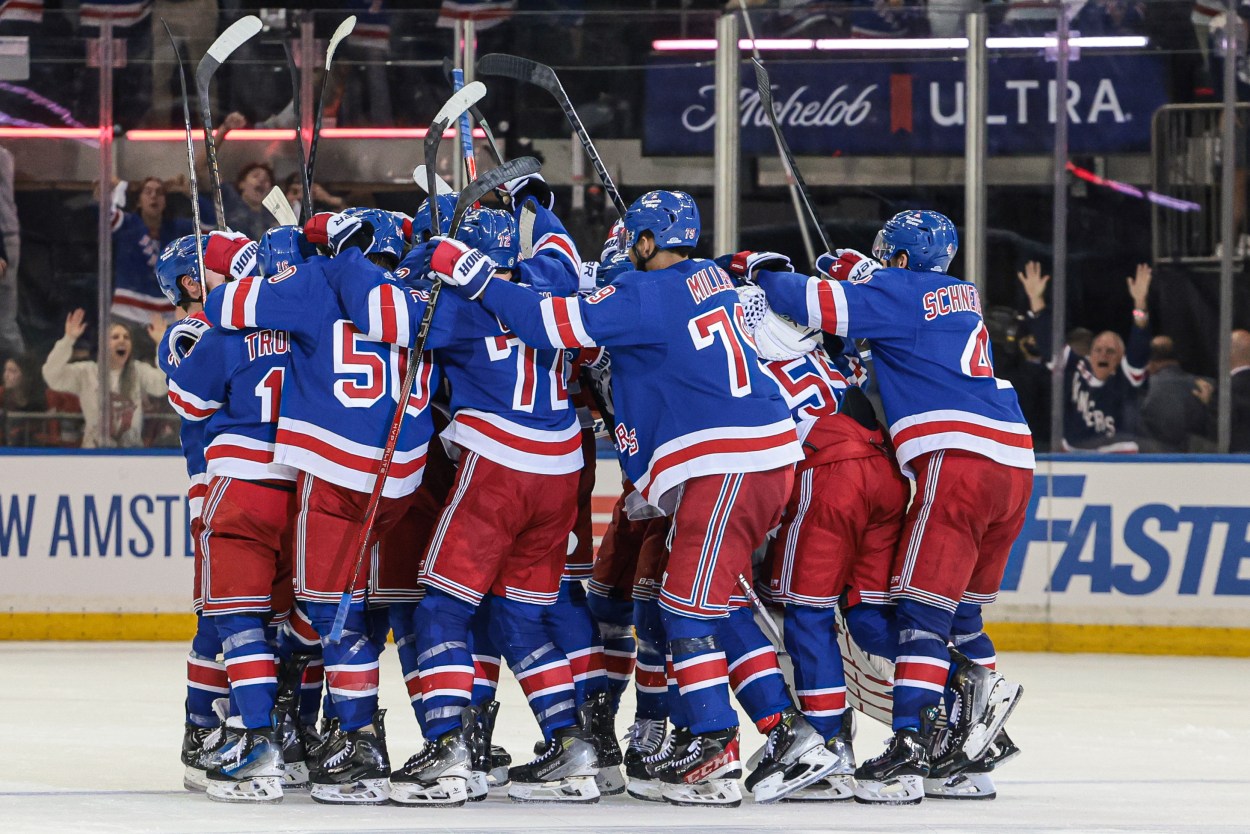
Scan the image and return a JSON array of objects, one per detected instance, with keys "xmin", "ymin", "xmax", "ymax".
[
  {"xmin": 331, "ymin": 248, "xmax": 583, "ymax": 475},
  {"xmin": 109, "ymin": 210, "xmax": 192, "ymax": 324},
  {"xmin": 203, "ymin": 249, "xmax": 440, "ymax": 498},
  {"xmin": 476, "ymin": 257, "xmax": 803, "ymax": 510},
  {"xmin": 157, "ymin": 315, "xmax": 210, "ymax": 518},
  {"xmin": 758, "ymin": 267, "xmax": 1034, "ymax": 474}
]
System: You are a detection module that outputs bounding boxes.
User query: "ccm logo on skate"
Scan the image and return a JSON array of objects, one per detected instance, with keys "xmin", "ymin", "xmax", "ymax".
[{"xmin": 685, "ymin": 745, "xmax": 738, "ymax": 783}]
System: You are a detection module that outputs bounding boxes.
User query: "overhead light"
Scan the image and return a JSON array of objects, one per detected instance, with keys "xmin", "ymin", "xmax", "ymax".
[
  {"xmin": 651, "ymin": 35, "xmax": 1148, "ymax": 52},
  {"xmin": 0, "ymin": 127, "xmax": 99, "ymax": 138},
  {"xmin": 126, "ymin": 127, "xmax": 488, "ymax": 141}
]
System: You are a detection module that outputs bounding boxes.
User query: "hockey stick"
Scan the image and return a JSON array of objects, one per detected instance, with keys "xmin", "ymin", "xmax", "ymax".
[
  {"xmin": 327, "ymin": 155, "xmax": 542, "ymax": 644},
  {"xmin": 262, "ymin": 185, "xmax": 298, "ymax": 227},
  {"xmin": 281, "ymin": 38, "xmax": 312, "ymax": 222},
  {"xmin": 423, "ymin": 81, "xmax": 487, "ymax": 234},
  {"xmin": 477, "ymin": 53, "xmax": 627, "ymax": 218},
  {"xmin": 306, "ymin": 16, "xmax": 356, "ymax": 198},
  {"xmin": 196, "ymin": 15, "xmax": 263, "ymax": 231},
  {"xmin": 451, "ymin": 67, "xmax": 478, "ymax": 183},
  {"xmin": 736, "ymin": 573, "xmax": 789, "ymax": 659},
  {"xmin": 736, "ymin": 1, "xmax": 829, "ymax": 265},
  {"xmin": 519, "ymin": 200, "xmax": 537, "ymax": 259},
  {"xmin": 442, "ymin": 56, "xmax": 505, "ymax": 166},
  {"xmin": 163, "ymin": 21, "xmax": 207, "ymax": 291},
  {"xmin": 412, "ymin": 165, "xmax": 452, "ymax": 196}
]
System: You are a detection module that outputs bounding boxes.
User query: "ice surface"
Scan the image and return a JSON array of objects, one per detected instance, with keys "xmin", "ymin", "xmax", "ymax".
[{"xmin": 1, "ymin": 643, "xmax": 1247, "ymax": 833}]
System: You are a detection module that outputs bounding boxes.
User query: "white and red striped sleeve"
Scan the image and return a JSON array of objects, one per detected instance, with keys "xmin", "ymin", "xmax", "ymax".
[
  {"xmin": 364, "ymin": 282, "xmax": 413, "ymax": 346},
  {"xmin": 538, "ymin": 296, "xmax": 596, "ymax": 348},
  {"xmin": 167, "ymin": 379, "xmax": 221, "ymax": 421},
  {"xmin": 217, "ymin": 276, "xmax": 262, "ymax": 331}
]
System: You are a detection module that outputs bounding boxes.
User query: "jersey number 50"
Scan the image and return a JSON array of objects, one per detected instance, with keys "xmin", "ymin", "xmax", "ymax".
[{"xmin": 333, "ymin": 320, "xmax": 433, "ymax": 413}]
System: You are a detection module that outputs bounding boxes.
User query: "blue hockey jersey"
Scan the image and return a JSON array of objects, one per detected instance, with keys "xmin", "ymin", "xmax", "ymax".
[
  {"xmin": 330, "ymin": 247, "xmax": 583, "ymax": 475},
  {"xmin": 109, "ymin": 210, "xmax": 192, "ymax": 324},
  {"xmin": 157, "ymin": 314, "xmax": 210, "ymax": 520},
  {"xmin": 203, "ymin": 249, "xmax": 440, "ymax": 498},
  {"xmin": 477, "ymin": 258, "xmax": 803, "ymax": 511},
  {"xmin": 758, "ymin": 268, "xmax": 1034, "ymax": 475}
]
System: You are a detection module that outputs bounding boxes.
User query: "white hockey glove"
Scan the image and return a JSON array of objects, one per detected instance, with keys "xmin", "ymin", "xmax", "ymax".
[
  {"xmin": 725, "ymin": 250, "xmax": 793, "ymax": 284},
  {"xmin": 817, "ymin": 248, "xmax": 881, "ymax": 283},
  {"xmin": 501, "ymin": 172, "xmax": 555, "ymax": 211},
  {"xmin": 429, "ymin": 236, "xmax": 497, "ymax": 300},
  {"xmin": 303, "ymin": 211, "xmax": 368, "ymax": 256},
  {"xmin": 203, "ymin": 230, "xmax": 258, "ymax": 280},
  {"xmin": 754, "ymin": 310, "xmax": 820, "ymax": 361}
]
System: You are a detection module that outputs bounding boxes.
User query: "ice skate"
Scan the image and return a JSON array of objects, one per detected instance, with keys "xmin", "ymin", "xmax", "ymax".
[
  {"xmin": 926, "ymin": 728, "xmax": 1020, "ymax": 801},
  {"xmin": 852, "ymin": 707, "xmax": 939, "ymax": 805},
  {"xmin": 309, "ymin": 710, "xmax": 391, "ymax": 805},
  {"xmin": 274, "ymin": 653, "xmax": 315, "ymax": 789},
  {"xmin": 744, "ymin": 708, "xmax": 841, "ymax": 803},
  {"xmin": 389, "ymin": 728, "xmax": 472, "ymax": 807},
  {"xmin": 183, "ymin": 698, "xmax": 230, "ymax": 791},
  {"xmin": 460, "ymin": 703, "xmax": 499, "ymax": 801},
  {"xmin": 483, "ymin": 700, "xmax": 512, "ymax": 789},
  {"xmin": 583, "ymin": 692, "xmax": 626, "ymax": 796},
  {"xmin": 779, "ymin": 711, "xmax": 856, "ymax": 802},
  {"xmin": 943, "ymin": 650, "xmax": 1023, "ymax": 765},
  {"xmin": 657, "ymin": 727, "xmax": 743, "ymax": 808},
  {"xmin": 204, "ymin": 719, "xmax": 285, "ymax": 804},
  {"xmin": 507, "ymin": 725, "xmax": 600, "ymax": 804},
  {"xmin": 623, "ymin": 718, "xmax": 669, "ymax": 801}
]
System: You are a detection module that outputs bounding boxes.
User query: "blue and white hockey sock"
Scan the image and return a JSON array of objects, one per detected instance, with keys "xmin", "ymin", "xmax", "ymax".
[
  {"xmin": 951, "ymin": 602, "xmax": 996, "ymax": 668},
  {"xmin": 214, "ymin": 613, "xmax": 278, "ymax": 731},
  {"xmin": 413, "ymin": 589, "xmax": 475, "ymax": 740},
  {"xmin": 388, "ymin": 602, "xmax": 424, "ymax": 728},
  {"xmin": 661, "ymin": 609, "xmax": 736, "ymax": 735},
  {"xmin": 543, "ymin": 580, "xmax": 608, "ymax": 704},
  {"xmin": 722, "ymin": 607, "xmax": 789, "ymax": 732},
  {"xmin": 784, "ymin": 605, "xmax": 847, "ymax": 741},
  {"xmin": 632, "ymin": 599, "xmax": 669, "ymax": 721},
  {"xmin": 304, "ymin": 601, "xmax": 380, "ymax": 733},
  {"xmin": 489, "ymin": 594, "xmax": 578, "ymax": 740},
  {"xmin": 587, "ymin": 592, "xmax": 636, "ymax": 713},
  {"xmin": 892, "ymin": 598, "xmax": 955, "ymax": 733},
  {"xmin": 468, "ymin": 599, "xmax": 501, "ymax": 707},
  {"xmin": 186, "ymin": 613, "xmax": 228, "ymax": 727}
]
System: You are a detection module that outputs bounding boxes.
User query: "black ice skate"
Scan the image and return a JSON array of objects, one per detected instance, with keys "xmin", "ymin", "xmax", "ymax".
[
  {"xmin": 309, "ymin": 710, "xmax": 390, "ymax": 805},
  {"xmin": 507, "ymin": 725, "xmax": 600, "ymax": 804},
  {"xmin": 942, "ymin": 650, "xmax": 1023, "ymax": 766},
  {"xmin": 274, "ymin": 653, "xmax": 316, "ymax": 789},
  {"xmin": 746, "ymin": 708, "xmax": 845, "ymax": 803},
  {"xmin": 852, "ymin": 706, "xmax": 939, "ymax": 805},
  {"xmin": 460, "ymin": 702, "xmax": 503, "ymax": 801},
  {"xmin": 623, "ymin": 718, "xmax": 669, "ymax": 802},
  {"xmin": 483, "ymin": 700, "xmax": 512, "ymax": 790},
  {"xmin": 925, "ymin": 728, "xmax": 1021, "ymax": 800},
  {"xmin": 583, "ymin": 692, "xmax": 625, "ymax": 796},
  {"xmin": 658, "ymin": 726, "xmax": 743, "ymax": 807},
  {"xmin": 389, "ymin": 727, "xmax": 472, "ymax": 807},
  {"xmin": 204, "ymin": 718, "xmax": 285, "ymax": 804},
  {"xmin": 780, "ymin": 709, "xmax": 856, "ymax": 802},
  {"xmin": 182, "ymin": 697, "xmax": 230, "ymax": 791}
]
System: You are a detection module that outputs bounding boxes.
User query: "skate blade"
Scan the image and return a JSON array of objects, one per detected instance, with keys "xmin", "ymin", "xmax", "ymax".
[
  {"xmin": 751, "ymin": 745, "xmax": 844, "ymax": 804},
  {"xmin": 508, "ymin": 775, "xmax": 600, "ymax": 804},
  {"xmin": 626, "ymin": 779, "xmax": 665, "ymax": 802},
  {"xmin": 467, "ymin": 771, "xmax": 489, "ymax": 801},
  {"xmin": 205, "ymin": 776, "xmax": 284, "ymax": 804},
  {"xmin": 852, "ymin": 775, "xmax": 924, "ymax": 805},
  {"xmin": 661, "ymin": 778, "xmax": 743, "ymax": 808},
  {"xmin": 183, "ymin": 767, "xmax": 209, "ymax": 792},
  {"xmin": 487, "ymin": 765, "xmax": 511, "ymax": 789},
  {"xmin": 781, "ymin": 775, "xmax": 855, "ymax": 802},
  {"xmin": 310, "ymin": 778, "xmax": 391, "ymax": 805},
  {"xmin": 283, "ymin": 761, "xmax": 309, "ymax": 789},
  {"xmin": 924, "ymin": 772, "xmax": 996, "ymax": 801},
  {"xmin": 596, "ymin": 765, "xmax": 627, "ymax": 796},
  {"xmin": 390, "ymin": 775, "xmax": 468, "ymax": 807},
  {"xmin": 963, "ymin": 681, "xmax": 1023, "ymax": 762}
]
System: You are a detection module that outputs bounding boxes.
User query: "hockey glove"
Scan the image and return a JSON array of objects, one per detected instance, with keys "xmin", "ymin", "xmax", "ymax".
[
  {"xmin": 302, "ymin": 212, "xmax": 369, "ymax": 256},
  {"xmin": 501, "ymin": 172, "xmax": 555, "ymax": 212},
  {"xmin": 818, "ymin": 248, "xmax": 881, "ymax": 283},
  {"xmin": 203, "ymin": 230, "xmax": 258, "ymax": 280},
  {"xmin": 429, "ymin": 236, "xmax": 497, "ymax": 300},
  {"xmin": 725, "ymin": 250, "xmax": 793, "ymax": 284},
  {"xmin": 753, "ymin": 310, "xmax": 820, "ymax": 361}
]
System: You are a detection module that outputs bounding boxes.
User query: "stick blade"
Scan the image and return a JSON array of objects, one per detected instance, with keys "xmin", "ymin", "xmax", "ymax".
[
  {"xmin": 262, "ymin": 186, "xmax": 298, "ymax": 227},
  {"xmin": 413, "ymin": 165, "xmax": 453, "ymax": 196},
  {"xmin": 325, "ymin": 16, "xmax": 357, "ymax": 70},
  {"xmin": 432, "ymin": 81, "xmax": 487, "ymax": 127},
  {"xmin": 477, "ymin": 53, "xmax": 560, "ymax": 93},
  {"xmin": 751, "ymin": 58, "xmax": 774, "ymax": 110},
  {"xmin": 196, "ymin": 15, "xmax": 262, "ymax": 98}
]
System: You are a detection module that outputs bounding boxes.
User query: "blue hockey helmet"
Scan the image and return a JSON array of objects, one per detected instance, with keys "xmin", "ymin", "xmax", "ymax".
[
  {"xmin": 600, "ymin": 218, "xmax": 625, "ymax": 263},
  {"xmin": 257, "ymin": 225, "xmax": 317, "ymax": 277},
  {"xmin": 456, "ymin": 207, "xmax": 519, "ymax": 270},
  {"xmin": 596, "ymin": 249, "xmax": 633, "ymax": 289},
  {"xmin": 413, "ymin": 194, "xmax": 456, "ymax": 241},
  {"xmin": 156, "ymin": 235, "xmax": 203, "ymax": 305},
  {"xmin": 872, "ymin": 210, "xmax": 958, "ymax": 273},
  {"xmin": 623, "ymin": 190, "xmax": 700, "ymax": 252},
  {"xmin": 341, "ymin": 207, "xmax": 407, "ymax": 262}
]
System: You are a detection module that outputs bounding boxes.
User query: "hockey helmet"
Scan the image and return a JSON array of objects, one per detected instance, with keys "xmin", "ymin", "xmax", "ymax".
[
  {"xmin": 341, "ymin": 207, "xmax": 407, "ymax": 262},
  {"xmin": 413, "ymin": 194, "xmax": 456, "ymax": 241},
  {"xmin": 257, "ymin": 225, "xmax": 317, "ymax": 277},
  {"xmin": 596, "ymin": 249, "xmax": 633, "ymax": 289},
  {"xmin": 456, "ymin": 207, "xmax": 519, "ymax": 270},
  {"xmin": 872, "ymin": 210, "xmax": 958, "ymax": 274},
  {"xmin": 623, "ymin": 190, "xmax": 700, "ymax": 252},
  {"xmin": 156, "ymin": 235, "xmax": 204, "ymax": 305}
]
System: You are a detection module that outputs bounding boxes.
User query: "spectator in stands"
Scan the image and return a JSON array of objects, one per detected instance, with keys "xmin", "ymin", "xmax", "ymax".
[
  {"xmin": 987, "ymin": 302, "xmax": 1051, "ymax": 447},
  {"xmin": 42, "ymin": 310, "xmax": 167, "ymax": 448},
  {"xmin": 282, "ymin": 173, "xmax": 347, "ymax": 217},
  {"xmin": 1231, "ymin": 329, "xmax": 1250, "ymax": 451},
  {"xmin": 196, "ymin": 113, "xmax": 274, "ymax": 240},
  {"xmin": 1067, "ymin": 327, "xmax": 1094, "ymax": 357},
  {"xmin": 0, "ymin": 144, "xmax": 21, "ymax": 358},
  {"xmin": 1139, "ymin": 335, "xmax": 1214, "ymax": 452},
  {"xmin": 1, "ymin": 352, "xmax": 47, "ymax": 446},
  {"xmin": 104, "ymin": 177, "xmax": 192, "ymax": 327},
  {"xmin": 1020, "ymin": 261, "xmax": 1152, "ymax": 452}
]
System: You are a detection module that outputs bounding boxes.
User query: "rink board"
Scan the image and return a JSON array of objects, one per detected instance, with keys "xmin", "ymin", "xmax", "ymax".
[{"xmin": 1, "ymin": 451, "xmax": 1248, "ymax": 654}]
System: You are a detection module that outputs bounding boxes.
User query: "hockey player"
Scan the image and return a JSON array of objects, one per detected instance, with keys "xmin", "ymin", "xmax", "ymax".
[
  {"xmin": 327, "ymin": 206, "xmax": 599, "ymax": 805},
  {"xmin": 427, "ymin": 189, "xmax": 815, "ymax": 807},
  {"xmin": 153, "ymin": 237, "xmax": 228, "ymax": 793},
  {"xmin": 751, "ymin": 210, "xmax": 1032, "ymax": 804},
  {"xmin": 202, "ymin": 210, "xmax": 429, "ymax": 805},
  {"xmin": 163, "ymin": 229, "xmax": 302, "ymax": 804}
]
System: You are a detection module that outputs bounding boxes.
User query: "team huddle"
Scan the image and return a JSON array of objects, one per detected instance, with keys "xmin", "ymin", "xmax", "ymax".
[{"xmin": 158, "ymin": 173, "xmax": 1033, "ymax": 808}]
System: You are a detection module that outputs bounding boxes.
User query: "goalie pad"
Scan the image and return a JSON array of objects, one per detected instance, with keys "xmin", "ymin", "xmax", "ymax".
[
  {"xmin": 736, "ymin": 286, "xmax": 819, "ymax": 361},
  {"xmin": 835, "ymin": 608, "xmax": 895, "ymax": 727}
]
